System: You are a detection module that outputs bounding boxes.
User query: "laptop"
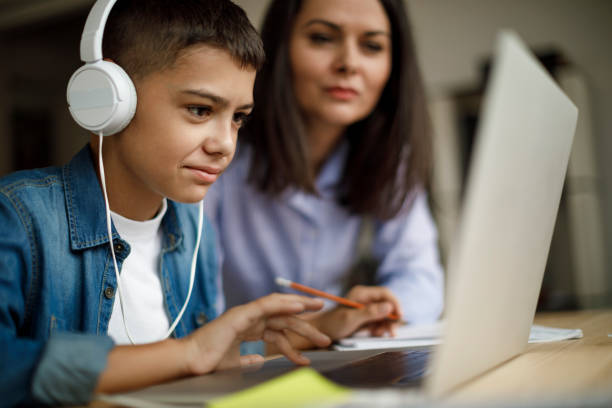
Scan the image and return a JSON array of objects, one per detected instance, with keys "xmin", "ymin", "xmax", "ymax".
[
  {"xmin": 317, "ymin": 29, "xmax": 579, "ymax": 398},
  {"xmin": 102, "ymin": 30, "xmax": 578, "ymax": 405},
  {"xmin": 424, "ymin": 29, "xmax": 577, "ymax": 396}
]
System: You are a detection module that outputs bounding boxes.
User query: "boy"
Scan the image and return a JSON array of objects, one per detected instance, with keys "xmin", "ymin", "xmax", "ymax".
[{"xmin": 0, "ymin": 1, "xmax": 330, "ymax": 406}]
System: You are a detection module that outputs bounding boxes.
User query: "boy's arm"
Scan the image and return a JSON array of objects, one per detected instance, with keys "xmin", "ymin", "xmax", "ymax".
[
  {"xmin": 0, "ymin": 193, "xmax": 115, "ymax": 407},
  {"xmin": 30, "ymin": 333, "xmax": 114, "ymax": 404},
  {"xmin": 1, "ymin": 324, "xmax": 114, "ymax": 407},
  {"xmin": 95, "ymin": 339, "xmax": 189, "ymax": 393},
  {"xmin": 95, "ymin": 294, "xmax": 331, "ymax": 394}
]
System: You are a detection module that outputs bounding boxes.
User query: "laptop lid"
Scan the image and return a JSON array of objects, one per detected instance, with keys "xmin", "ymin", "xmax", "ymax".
[{"xmin": 425, "ymin": 31, "xmax": 578, "ymax": 397}]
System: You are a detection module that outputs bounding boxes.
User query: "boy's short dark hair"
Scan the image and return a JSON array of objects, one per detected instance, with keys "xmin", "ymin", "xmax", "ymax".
[{"xmin": 103, "ymin": 0, "xmax": 265, "ymax": 80}]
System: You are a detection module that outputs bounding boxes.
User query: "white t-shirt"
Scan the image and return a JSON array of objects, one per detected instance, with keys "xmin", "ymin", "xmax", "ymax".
[{"xmin": 108, "ymin": 199, "xmax": 170, "ymax": 344}]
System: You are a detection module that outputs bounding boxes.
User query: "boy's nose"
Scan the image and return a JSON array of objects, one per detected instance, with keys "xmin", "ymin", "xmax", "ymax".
[{"xmin": 202, "ymin": 120, "xmax": 234, "ymax": 157}]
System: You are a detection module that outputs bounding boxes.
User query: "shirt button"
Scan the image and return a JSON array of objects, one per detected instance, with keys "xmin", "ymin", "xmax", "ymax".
[
  {"xmin": 104, "ymin": 286, "xmax": 115, "ymax": 299},
  {"xmin": 196, "ymin": 312, "xmax": 208, "ymax": 326},
  {"xmin": 114, "ymin": 242, "xmax": 124, "ymax": 253}
]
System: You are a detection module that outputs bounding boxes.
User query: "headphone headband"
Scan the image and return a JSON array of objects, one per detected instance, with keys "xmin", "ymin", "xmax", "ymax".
[
  {"xmin": 80, "ymin": 0, "xmax": 118, "ymax": 63},
  {"xmin": 67, "ymin": 0, "xmax": 136, "ymax": 136}
]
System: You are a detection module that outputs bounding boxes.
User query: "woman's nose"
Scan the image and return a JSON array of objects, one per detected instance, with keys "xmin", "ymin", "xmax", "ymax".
[{"xmin": 333, "ymin": 40, "xmax": 359, "ymax": 75}]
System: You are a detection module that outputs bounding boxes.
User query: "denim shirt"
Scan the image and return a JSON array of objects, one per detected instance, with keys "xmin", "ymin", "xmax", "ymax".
[{"xmin": 0, "ymin": 146, "xmax": 218, "ymax": 407}]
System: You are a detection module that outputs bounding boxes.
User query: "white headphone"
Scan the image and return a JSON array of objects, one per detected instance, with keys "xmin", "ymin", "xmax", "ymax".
[
  {"xmin": 66, "ymin": 0, "xmax": 136, "ymax": 136},
  {"xmin": 67, "ymin": 0, "xmax": 203, "ymax": 344}
]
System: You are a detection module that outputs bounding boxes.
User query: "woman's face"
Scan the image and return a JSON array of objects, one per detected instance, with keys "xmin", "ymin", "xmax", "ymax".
[{"xmin": 289, "ymin": 0, "xmax": 392, "ymax": 129}]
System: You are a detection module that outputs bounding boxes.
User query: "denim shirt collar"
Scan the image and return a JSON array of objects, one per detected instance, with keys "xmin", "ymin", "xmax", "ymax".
[{"xmin": 63, "ymin": 145, "xmax": 183, "ymax": 251}]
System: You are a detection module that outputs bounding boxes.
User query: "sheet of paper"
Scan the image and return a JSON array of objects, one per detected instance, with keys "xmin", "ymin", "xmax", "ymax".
[
  {"xmin": 334, "ymin": 322, "xmax": 583, "ymax": 351},
  {"xmin": 528, "ymin": 324, "xmax": 584, "ymax": 343},
  {"xmin": 207, "ymin": 367, "xmax": 350, "ymax": 408}
]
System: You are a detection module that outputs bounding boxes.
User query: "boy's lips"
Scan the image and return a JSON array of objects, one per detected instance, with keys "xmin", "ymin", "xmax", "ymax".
[{"xmin": 184, "ymin": 165, "xmax": 222, "ymax": 184}]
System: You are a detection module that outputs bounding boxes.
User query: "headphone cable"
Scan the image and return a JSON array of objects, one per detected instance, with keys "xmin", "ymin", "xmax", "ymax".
[{"xmin": 98, "ymin": 133, "xmax": 202, "ymax": 344}]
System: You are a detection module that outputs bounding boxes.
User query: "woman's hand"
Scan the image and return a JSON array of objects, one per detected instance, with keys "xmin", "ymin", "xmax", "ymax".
[
  {"xmin": 311, "ymin": 285, "xmax": 402, "ymax": 340},
  {"xmin": 268, "ymin": 285, "xmax": 403, "ymax": 353},
  {"xmin": 343, "ymin": 285, "xmax": 403, "ymax": 337},
  {"xmin": 181, "ymin": 293, "xmax": 331, "ymax": 375}
]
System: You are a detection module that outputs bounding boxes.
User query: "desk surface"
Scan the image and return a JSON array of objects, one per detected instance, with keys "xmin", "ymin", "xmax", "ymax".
[
  {"xmin": 93, "ymin": 309, "xmax": 612, "ymax": 407},
  {"xmin": 452, "ymin": 309, "xmax": 612, "ymax": 401}
]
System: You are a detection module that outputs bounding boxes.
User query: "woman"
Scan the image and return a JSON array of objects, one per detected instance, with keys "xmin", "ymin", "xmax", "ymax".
[{"xmin": 206, "ymin": 0, "xmax": 444, "ymax": 346}]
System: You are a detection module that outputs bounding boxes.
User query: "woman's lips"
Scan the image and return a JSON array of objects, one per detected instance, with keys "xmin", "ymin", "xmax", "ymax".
[{"xmin": 325, "ymin": 86, "xmax": 358, "ymax": 101}]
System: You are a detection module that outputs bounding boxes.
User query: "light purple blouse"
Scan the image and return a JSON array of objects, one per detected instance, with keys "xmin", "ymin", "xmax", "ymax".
[{"xmin": 205, "ymin": 143, "xmax": 444, "ymax": 324}]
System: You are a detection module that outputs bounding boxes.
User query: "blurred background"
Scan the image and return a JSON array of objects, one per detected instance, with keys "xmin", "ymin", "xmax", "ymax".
[{"xmin": 0, "ymin": 0, "xmax": 610, "ymax": 311}]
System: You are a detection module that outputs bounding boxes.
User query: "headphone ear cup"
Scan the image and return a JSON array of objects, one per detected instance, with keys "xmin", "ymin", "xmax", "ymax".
[{"xmin": 67, "ymin": 60, "xmax": 137, "ymax": 136}]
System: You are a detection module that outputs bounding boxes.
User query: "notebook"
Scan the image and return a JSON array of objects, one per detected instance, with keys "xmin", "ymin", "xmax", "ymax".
[
  {"xmin": 333, "ymin": 323, "xmax": 583, "ymax": 351},
  {"xmin": 99, "ymin": 30, "xmax": 578, "ymax": 406}
]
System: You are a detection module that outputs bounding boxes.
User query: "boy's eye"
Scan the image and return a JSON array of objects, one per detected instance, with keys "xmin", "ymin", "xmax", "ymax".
[
  {"xmin": 187, "ymin": 106, "xmax": 212, "ymax": 117},
  {"xmin": 233, "ymin": 112, "xmax": 251, "ymax": 128}
]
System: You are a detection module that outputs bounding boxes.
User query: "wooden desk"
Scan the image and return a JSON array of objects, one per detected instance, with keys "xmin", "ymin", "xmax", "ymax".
[
  {"xmin": 452, "ymin": 309, "xmax": 612, "ymax": 401},
  {"xmin": 92, "ymin": 310, "xmax": 612, "ymax": 407}
]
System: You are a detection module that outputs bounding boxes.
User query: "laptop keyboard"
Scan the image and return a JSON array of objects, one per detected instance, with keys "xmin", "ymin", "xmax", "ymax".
[{"xmin": 321, "ymin": 349, "xmax": 430, "ymax": 388}]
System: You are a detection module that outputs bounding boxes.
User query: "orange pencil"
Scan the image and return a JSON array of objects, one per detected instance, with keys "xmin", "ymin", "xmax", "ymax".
[{"xmin": 275, "ymin": 277, "xmax": 401, "ymax": 321}]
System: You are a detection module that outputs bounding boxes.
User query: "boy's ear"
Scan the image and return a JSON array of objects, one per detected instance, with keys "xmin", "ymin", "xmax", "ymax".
[{"xmin": 67, "ymin": 59, "xmax": 137, "ymax": 137}]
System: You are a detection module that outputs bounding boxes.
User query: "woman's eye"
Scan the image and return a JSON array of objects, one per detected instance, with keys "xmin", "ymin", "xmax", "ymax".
[
  {"xmin": 363, "ymin": 41, "xmax": 383, "ymax": 53},
  {"xmin": 309, "ymin": 33, "xmax": 333, "ymax": 44},
  {"xmin": 233, "ymin": 112, "xmax": 251, "ymax": 127},
  {"xmin": 187, "ymin": 106, "xmax": 211, "ymax": 117}
]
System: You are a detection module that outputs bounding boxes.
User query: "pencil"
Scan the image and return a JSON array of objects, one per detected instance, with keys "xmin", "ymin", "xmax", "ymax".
[{"xmin": 275, "ymin": 277, "xmax": 401, "ymax": 321}]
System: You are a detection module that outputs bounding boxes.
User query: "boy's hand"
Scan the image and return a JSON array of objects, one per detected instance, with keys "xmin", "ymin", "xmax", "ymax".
[{"xmin": 181, "ymin": 294, "xmax": 331, "ymax": 375}]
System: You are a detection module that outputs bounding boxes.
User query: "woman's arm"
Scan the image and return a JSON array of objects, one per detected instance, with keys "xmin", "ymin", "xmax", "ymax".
[{"xmin": 372, "ymin": 191, "xmax": 445, "ymax": 323}]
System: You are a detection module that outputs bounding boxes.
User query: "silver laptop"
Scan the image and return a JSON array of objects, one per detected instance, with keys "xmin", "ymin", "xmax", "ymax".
[
  {"xmin": 101, "ymin": 30, "xmax": 578, "ymax": 405},
  {"xmin": 426, "ymin": 29, "xmax": 577, "ymax": 396},
  {"xmin": 310, "ymin": 29, "xmax": 578, "ymax": 398}
]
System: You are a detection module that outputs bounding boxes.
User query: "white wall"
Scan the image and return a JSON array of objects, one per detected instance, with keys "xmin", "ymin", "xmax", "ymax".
[{"xmin": 405, "ymin": 0, "xmax": 612, "ymax": 305}]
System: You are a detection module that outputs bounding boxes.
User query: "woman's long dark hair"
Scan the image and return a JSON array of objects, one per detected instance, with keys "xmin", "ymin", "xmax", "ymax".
[{"xmin": 243, "ymin": 0, "xmax": 431, "ymax": 220}]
